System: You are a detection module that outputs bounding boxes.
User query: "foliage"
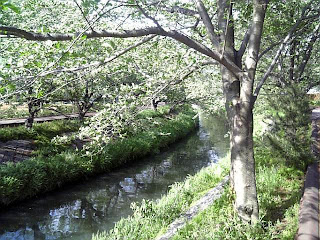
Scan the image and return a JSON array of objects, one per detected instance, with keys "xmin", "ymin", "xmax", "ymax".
[
  {"xmin": 0, "ymin": 0, "xmax": 19, "ymax": 13},
  {"xmin": 265, "ymin": 84, "xmax": 314, "ymax": 170},
  {"xmin": 0, "ymin": 0, "xmax": 319, "ymax": 225},
  {"xmin": 0, "ymin": 103, "xmax": 78, "ymax": 119},
  {"xmin": 0, "ymin": 109, "xmax": 197, "ymax": 207}
]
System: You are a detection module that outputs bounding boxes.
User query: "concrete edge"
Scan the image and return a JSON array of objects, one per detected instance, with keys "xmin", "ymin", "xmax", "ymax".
[
  {"xmin": 296, "ymin": 162, "xmax": 319, "ymax": 240},
  {"xmin": 155, "ymin": 175, "xmax": 229, "ymax": 240}
]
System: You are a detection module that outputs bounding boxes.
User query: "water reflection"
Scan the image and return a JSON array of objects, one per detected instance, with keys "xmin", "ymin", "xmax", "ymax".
[{"xmin": 0, "ymin": 114, "xmax": 229, "ymax": 240}]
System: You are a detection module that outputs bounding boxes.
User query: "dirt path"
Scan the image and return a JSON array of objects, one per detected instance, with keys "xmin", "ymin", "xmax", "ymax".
[
  {"xmin": 0, "ymin": 112, "xmax": 96, "ymax": 127},
  {"xmin": 0, "ymin": 112, "xmax": 96, "ymax": 164},
  {"xmin": 0, "ymin": 140, "xmax": 35, "ymax": 164}
]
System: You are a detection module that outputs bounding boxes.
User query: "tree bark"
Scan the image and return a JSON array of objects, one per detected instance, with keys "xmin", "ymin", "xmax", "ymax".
[
  {"xmin": 25, "ymin": 114, "xmax": 34, "ymax": 129},
  {"xmin": 217, "ymin": 0, "xmax": 267, "ymax": 223}
]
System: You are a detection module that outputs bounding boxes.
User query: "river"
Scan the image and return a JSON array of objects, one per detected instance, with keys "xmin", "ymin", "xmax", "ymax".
[{"xmin": 0, "ymin": 114, "xmax": 229, "ymax": 240}]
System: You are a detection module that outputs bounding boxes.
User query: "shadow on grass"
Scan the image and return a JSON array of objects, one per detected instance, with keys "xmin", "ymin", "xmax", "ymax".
[{"xmin": 262, "ymin": 184, "xmax": 303, "ymax": 223}]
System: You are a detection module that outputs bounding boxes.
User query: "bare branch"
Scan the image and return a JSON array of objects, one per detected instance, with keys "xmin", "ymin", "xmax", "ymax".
[
  {"xmin": 253, "ymin": 1, "xmax": 314, "ymax": 100},
  {"xmin": 237, "ymin": 25, "xmax": 252, "ymax": 59},
  {"xmin": 73, "ymin": 0, "xmax": 95, "ymax": 31},
  {"xmin": 0, "ymin": 25, "xmax": 161, "ymax": 41},
  {"xmin": 194, "ymin": 0, "xmax": 220, "ymax": 49}
]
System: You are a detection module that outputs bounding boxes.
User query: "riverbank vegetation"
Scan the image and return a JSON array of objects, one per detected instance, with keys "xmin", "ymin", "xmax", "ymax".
[
  {"xmin": 94, "ymin": 100, "xmax": 310, "ymax": 239},
  {"xmin": 0, "ymin": 107, "xmax": 198, "ymax": 207},
  {"xmin": 94, "ymin": 82, "xmax": 314, "ymax": 239},
  {"xmin": 94, "ymin": 147, "xmax": 303, "ymax": 239}
]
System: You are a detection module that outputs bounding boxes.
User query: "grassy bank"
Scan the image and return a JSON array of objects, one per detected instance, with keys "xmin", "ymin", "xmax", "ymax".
[
  {"xmin": 0, "ymin": 108, "xmax": 198, "ymax": 208},
  {"xmin": 170, "ymin": 142, "xmax": 304, "ymax": 240},
  {"xmin": 0, "ymin": 119, "xmax": 81, "ymax": 142},
  {"xmin": 93, "ymin": 154, "xmax": 230, "ymax": 240},
  {"xmin": 93, "ymin": 139, "xmax": 305, "ymax": 240}
]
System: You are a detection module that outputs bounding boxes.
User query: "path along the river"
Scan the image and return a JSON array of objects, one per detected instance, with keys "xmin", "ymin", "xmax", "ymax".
[
  {"xmin": 296, "ymin": 108, "xmax": 320, "ymax": 240},
  {"xmin": 0, "ymin": 112, "xmax": 96, "ymax": 127},
  {"xmin": 0, "ymin": 112, "xmax": 96, "ymax": 164}
]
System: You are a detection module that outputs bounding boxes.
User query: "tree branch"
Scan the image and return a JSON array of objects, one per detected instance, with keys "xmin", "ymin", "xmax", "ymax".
[
  {"xmin": 73, "ymin": 0, "xmax": 95, "ymax": 31},
  {"xmin": 30, "ymin": 35, "xmax": 156, "ymax": 77},
  {"xmin": 135, "ymin": 2, "xmax": 163, "ymax": 30},
  {"xmin": 0, "ymin": 25, "xmax": 241, "ymax": 76},
  {"xmin": 174, "ymin": 60, "xmax": 218, "ymax": 84},
  {"xmin": 257, "ymin": 41, "xmax": 281, "ymax": 60},
  {"xmin": 237, "ymin": 25, "xmax": 252, "ymax": 59},
  {"xmin": 297, "ymin": 23, "xmax": 320, "ymax": 80},
  {"xmin": 194, "ymin": 0, "xmax": 220, "ymax": 49},
  {"xmin": 160, "ymin": 5, "xmax": 199, "ymax": 17},
  {"xmin": 151, "ymin": 60, "xmax": 218, "ymax": 100},
  {"xmin": 0, "ymin": 25, "xmax": 161, "ymax": 41},
  {"xmin": 253, "ymin": 0, "xmax": 314, "ymax": 100},
  {"xmin": 220, "ymin": 2, "xmax": 234, "ymax": 60}
]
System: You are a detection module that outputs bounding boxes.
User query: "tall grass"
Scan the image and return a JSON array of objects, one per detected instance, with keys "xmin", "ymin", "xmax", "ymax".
[{"xmin": 171, "ymin": 144, "xmax": 303, "ymax": 239}]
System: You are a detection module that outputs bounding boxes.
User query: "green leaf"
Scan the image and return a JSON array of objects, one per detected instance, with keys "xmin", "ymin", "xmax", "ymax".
[
  {"xmin": 7, "ymin": 83, "xmax": 16, "ymax": 91},
  {"xmin": 37, "ymin": 90, "xmax": 44, "ymax": 98},
  {"xmin": 109, "ymin": 40, "xmax": 116, "ymax": 49},
  {"xmin": 0, "ymin": 87, "xmax": 6, "ymax": 94},
  {"xmin": 3, "ymin": 2, "xmax": 20, "ymax": 13}
]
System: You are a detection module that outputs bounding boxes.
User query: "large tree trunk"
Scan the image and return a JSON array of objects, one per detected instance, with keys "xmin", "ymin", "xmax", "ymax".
[
  {"xmin": 217, "ymin": 0, "xmax": 266, "ymax": 223},
  {"xmin": 230, "ymin": 98, "xmax": 258, "ymax": 222},
  {"xmin": 25, "ymin": 114, "xmax": 35, "ymax": 129},
  {"xmin": 221, "ymin": 67, "xmax": 259, "ymax": 223}
]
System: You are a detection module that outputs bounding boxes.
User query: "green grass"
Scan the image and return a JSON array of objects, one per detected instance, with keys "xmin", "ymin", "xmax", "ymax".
[
  {"xmin": 0, "ymin": 109, "xmax": 198, "ymax": 207},
  {"xmin": 93, "ymin": 155, "xmax": 230, "ymax": 240},
  {"xmin": 0, "ymin": 119, "xmax": 81, "ymax": 142},
  {"xmin": 93, "ymin": 139, "xmax": 304, "ymax": 240},
  {"xmin": 171, "ymin": 144, "xmax": 303, "ymax": 240}
]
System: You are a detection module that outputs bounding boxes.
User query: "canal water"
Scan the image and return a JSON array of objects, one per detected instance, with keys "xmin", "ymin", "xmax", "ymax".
[{"xmin": 0, "ymin": 114, "xmax": 229, "ymax": 240}]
